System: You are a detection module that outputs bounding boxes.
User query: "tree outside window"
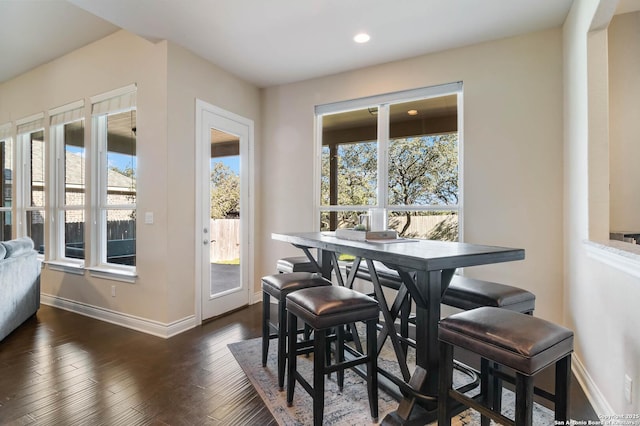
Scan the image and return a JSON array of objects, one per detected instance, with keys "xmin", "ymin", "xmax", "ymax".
[{"xmin": 318, "ymin": 87, "xmax": 461, "ymax": 241}]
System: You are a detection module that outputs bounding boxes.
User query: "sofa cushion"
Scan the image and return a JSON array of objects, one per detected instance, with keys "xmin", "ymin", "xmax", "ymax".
[
  {"xmin": 0, "ymin": 243, "xmax": 5, "ymax": 259},
  {"xmin": 1, "ymin": 237, "xmax": 35, "ymax": 258}
]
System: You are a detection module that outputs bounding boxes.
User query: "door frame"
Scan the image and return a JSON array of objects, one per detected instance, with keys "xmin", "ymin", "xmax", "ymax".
[{"xmin": 195, "ymin": 99, "xmax": 254, "ymax": 323}]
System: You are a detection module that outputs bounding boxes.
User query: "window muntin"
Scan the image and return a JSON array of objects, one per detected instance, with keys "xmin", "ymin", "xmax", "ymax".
[{"xmin": 317, "ymin": 86, "xmax": 461, "ymax": 240}]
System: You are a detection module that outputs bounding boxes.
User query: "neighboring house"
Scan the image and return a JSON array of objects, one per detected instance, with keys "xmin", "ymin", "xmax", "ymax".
[{"xmin": 28, "ymin": 145, "xmax": 136, "ymax": 223}]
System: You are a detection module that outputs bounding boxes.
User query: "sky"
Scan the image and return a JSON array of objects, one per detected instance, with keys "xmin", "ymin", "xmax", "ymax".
[
  {"xmin": 211, "ymin": 156, "xmax": 239, "ymax": 175},
  {"xmin": 69, "ymin": 147, "xmax": 240, "ymax": 175}
]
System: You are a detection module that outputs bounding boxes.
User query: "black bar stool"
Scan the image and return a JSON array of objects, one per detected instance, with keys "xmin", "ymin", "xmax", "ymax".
[
  {"xmin": 438, "ymin": 307, "xmax": 574, "ymax": 426},
  {"xmin": 261, "ymin": 272, "xmax": 332, "ymax": 390},
  {"xmin": 442, "ymin": 276, "xmax": 536, "ymax": 314},
  {"xmin": 286, "ymin": 286, "xmax": 379, "ymax": 426},
  {"xmin": 348, "ymin": 260, "xmax": 535, "ymax": 314},
  {"xmin": 276, "ymin": 256, "xmax": 317, "ymax": 273},
  {"xmin": 347, "ymin": 261, "xmax": 536, "ymax": 359}
]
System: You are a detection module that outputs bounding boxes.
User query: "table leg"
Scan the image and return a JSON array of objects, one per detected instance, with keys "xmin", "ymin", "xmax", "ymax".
[
  {"xmin": 423, "ymin": 270, "xmax": 443, "ymax": 396},
  {"xmin": 383, "ymin": 269, "xmax": 455, "ymax": 424},
  {"xmin": 367, "ymin": 259, "xmax": 411, "ymax": 382},
  {"xmin": 319, "ymin": 248, "xmax": 333, "ymax": 280}
]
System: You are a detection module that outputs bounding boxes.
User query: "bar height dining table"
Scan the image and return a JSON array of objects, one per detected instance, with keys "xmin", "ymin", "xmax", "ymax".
[{"xmin": 272, "ymin": 231, "xmax": 525, "ymax": 424}]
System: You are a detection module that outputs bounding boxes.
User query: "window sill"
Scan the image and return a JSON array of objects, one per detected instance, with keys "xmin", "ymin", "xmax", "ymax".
[
  {"xmin": 43, "ymin": 261, "xmax": 137, "ymax": 283},
  {"xmin": 45, "ymin": 260, "xmax": 85, "ymax": 275},
  {"xmin": 87, "ymin": 266, "xmax": 137, "ymax": 283},
  {"xmin": 584, "ymin": 239, "xmax": 640, "ymax": 279}
]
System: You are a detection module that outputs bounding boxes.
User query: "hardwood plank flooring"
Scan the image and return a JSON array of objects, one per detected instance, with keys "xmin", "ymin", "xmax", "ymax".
[
  {"xmin": 0, "ymin": 304, "xmax": 276, "ymax": 426},
  {"xmin": 0, "ymin": 304, "xmax": 598, "ymax": 425}
]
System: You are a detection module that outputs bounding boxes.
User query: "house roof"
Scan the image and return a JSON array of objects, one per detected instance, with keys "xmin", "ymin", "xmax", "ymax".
[{"xmin": 28, "ymin": 134, "xmax": 135, "ymax": 191}]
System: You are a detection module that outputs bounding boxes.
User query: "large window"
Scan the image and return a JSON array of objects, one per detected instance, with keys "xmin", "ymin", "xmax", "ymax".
[
  {"xmin": 4, "ymin": 85, "xmax": 138, "ymax": 278},
  {"xmin": 16, "ymin": 114, "xmax": 46, "ymax": 252},
  {"xmin": 0, "ymin": 124, "xmax": 12, "ymax": 241},
  {"xmin": 50, "ymin": 101, "xmax": 86, "ymax": 264},
  {"xmin": 317, "ymin": 83, "xmax": 461, "ymax": 241},
  {"xmin": 92, "ymin": 86, "xmax": 137, "ymax": 268}
]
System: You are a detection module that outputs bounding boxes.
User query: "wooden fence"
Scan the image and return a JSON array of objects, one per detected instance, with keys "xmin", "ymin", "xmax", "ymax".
[
  {"xmin": 387, "ymin": 214, "xmax": 458, "ymax": 240},
  {"xmin": 210, "ymin": 218, "xmax": 240, "ymax": 262}
]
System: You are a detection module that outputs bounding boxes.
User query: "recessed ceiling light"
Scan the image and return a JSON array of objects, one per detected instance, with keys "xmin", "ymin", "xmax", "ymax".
[
  {"xmin": 407, "ymin": 109, "xmax": 418, "ymax": 116},
  {"xmin": 354, "ymin": 33, "xmax": 370, "ymax": 43}
]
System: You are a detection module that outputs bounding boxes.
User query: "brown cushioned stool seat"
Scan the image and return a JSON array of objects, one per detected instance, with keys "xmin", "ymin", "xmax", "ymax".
[
  {"xmin": 286, "ymin": 286, "xmax": 379, "ymax": 426},
  {"xmin": 348, "ymin": 261, "xmax": 536, "ymax": 313},
  {"xmin": 438, "ymin": 307, "xmax": 574, "ymax": 426},
  {"xmin": 346, "ymin": 261, "xmax": 536, "ymax": 359},
  {"xmin": 276, "ymin": 256, "xmax": 317, "ymax": 273},
  {"xmin": 261, "ymin": 272, "xmax": 332, "ymax": 390},
  {"xmin": 443, "ymin": 276, "xmax": 536, "ymax": 314}
]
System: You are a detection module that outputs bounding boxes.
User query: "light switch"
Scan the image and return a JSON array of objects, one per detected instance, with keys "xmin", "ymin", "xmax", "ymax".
[{"xmin": 144, "ymin": 212, "xmax": 154, "ymax": 224}]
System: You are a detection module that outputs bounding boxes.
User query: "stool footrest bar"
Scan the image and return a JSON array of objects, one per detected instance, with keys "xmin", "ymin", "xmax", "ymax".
[{"xmin": 449, "ymin": 389, "xmax": 515, "ymax": 426}]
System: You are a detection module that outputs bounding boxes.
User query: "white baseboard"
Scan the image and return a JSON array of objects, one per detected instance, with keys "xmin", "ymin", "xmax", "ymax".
[
  {"xmin": 251, "ymin": 290, "xmax": 262, "ymax": 304},
  {"xmin": 41, "ymin": 293, "xmax": 197, "ymax": 339},
  {"xmin": 572, "ymin": 353, "xmax": 614, "ymax": 416}
]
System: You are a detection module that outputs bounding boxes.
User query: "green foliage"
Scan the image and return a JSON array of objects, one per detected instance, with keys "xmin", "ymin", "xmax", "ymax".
[
  {"xmin": 321, "ymin": 142, "xmax": 377, "ymax": 207},
  {"xmin": 388, "ymin": 134, "xmax": 458, "ymax": 207},
  {"xmin": 321, "ymin": 134, "xmax": 459, "ymax": 239},
  {"xmin": 214, "ymin": 258, "xmax": 240, "ymax": 265},
  {"xmin": 210, "ymin": 162, "xmax": 240, "ymax": 219}
]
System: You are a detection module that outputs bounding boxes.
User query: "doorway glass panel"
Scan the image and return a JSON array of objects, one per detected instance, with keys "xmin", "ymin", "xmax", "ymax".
[{"xmin": 209, "ymin": 128, "xmax": 241, "ymax": 297}]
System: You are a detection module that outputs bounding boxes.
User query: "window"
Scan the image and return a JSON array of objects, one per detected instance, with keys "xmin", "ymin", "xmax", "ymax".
[
  {"xmin": 2, "ymin": 85, "xmax": 138, "ymax": 278},
  {"xmin": 91, "ymin": 86, "xmax": 137, "ymax": 268},
  {"xmin": 317, "ymin": 83, "xmax": 462, "ymax": 241},
  {"xmin": 50, "ymin": 101, "xmax": 86, "ymax": 264},
  {"xmin": 0, "ymin": 124, "xmax": 12, "ymax": 241},
  {"xmin": 16, "ymin": 114, "xmax": 46, "ymax": 252}
]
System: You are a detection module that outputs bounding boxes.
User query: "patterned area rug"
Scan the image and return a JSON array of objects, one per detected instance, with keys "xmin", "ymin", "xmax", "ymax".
[{"xmin": 228, "ymin": 337, "xmax": 555, "ymax": 425}]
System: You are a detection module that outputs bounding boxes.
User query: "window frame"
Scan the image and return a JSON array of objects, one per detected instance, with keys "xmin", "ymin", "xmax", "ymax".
[
  {"xmin": 314, "ymin": 83, "xmax": 464, "ymax": 240},
  {"xmin": 0, "ymin": 123, "xmax": 13, "ymax": 242},
  {"xmin": 16, "ymin": 113, "xmax": 46, "ymax": 254},
  {"xmin": 3, "ymin": 85, "xmax": 139, "ymax": 282},
  {"xmin": 90, "ymin": 85, "xmax": 137, "ymax": 274},
  {"xmin": 49, "ymin": 100, "xmax": 86, "ymax": 267}
]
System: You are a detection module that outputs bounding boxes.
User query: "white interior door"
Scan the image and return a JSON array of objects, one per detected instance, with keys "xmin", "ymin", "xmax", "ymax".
[{"xmin": 196, "ymin": 101, "xmax": 253, "ymax": 320}]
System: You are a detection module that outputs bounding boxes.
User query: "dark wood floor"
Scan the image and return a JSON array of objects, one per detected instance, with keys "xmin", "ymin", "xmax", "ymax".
[
  {"xmin": 0, "ymin": 304, "xmax": 276, "ymax": 426},
  {"xmin": 0, "ymin": 304, "xmax": 598, "ymax": 425}
]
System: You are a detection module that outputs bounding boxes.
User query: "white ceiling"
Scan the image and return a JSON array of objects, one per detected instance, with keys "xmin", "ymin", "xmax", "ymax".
[{"xmin": 2, "ymin": 0, "xmax": 577, "ymax": 88}]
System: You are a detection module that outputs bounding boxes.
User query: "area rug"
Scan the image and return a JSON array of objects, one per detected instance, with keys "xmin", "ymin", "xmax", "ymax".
[{"xmin": 229, "ymin": 337, "xmax": 556, "ymax": 425}]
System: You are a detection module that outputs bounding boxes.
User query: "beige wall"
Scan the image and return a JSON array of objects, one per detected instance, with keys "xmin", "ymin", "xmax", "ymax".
[
  {"xmin": 0, "ymin": 30, "xmax": 261, "ymax": 326},
  {"xmin": 609, "ymin": 11, "xmax": 640, "ymax": 233},
  {"xmin": 0, "ymin": 30, "xmax": 173, "ymax": 322},
  {"xmin": 261, "ymin": 28, "xmax": 565, "ymax": 323},
  {"xmin": 165, "ymin": 42, "xmax": 261, "ymax": 320},
  {"xmin": 564, "ymin": 0, "xmax": 640, "ymax": 415}
]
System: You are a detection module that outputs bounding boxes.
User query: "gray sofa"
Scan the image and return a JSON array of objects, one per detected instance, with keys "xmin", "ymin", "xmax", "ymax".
[{"xmin": 0, "ymin": 237, "xmax": 41, "ymax": 342}]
